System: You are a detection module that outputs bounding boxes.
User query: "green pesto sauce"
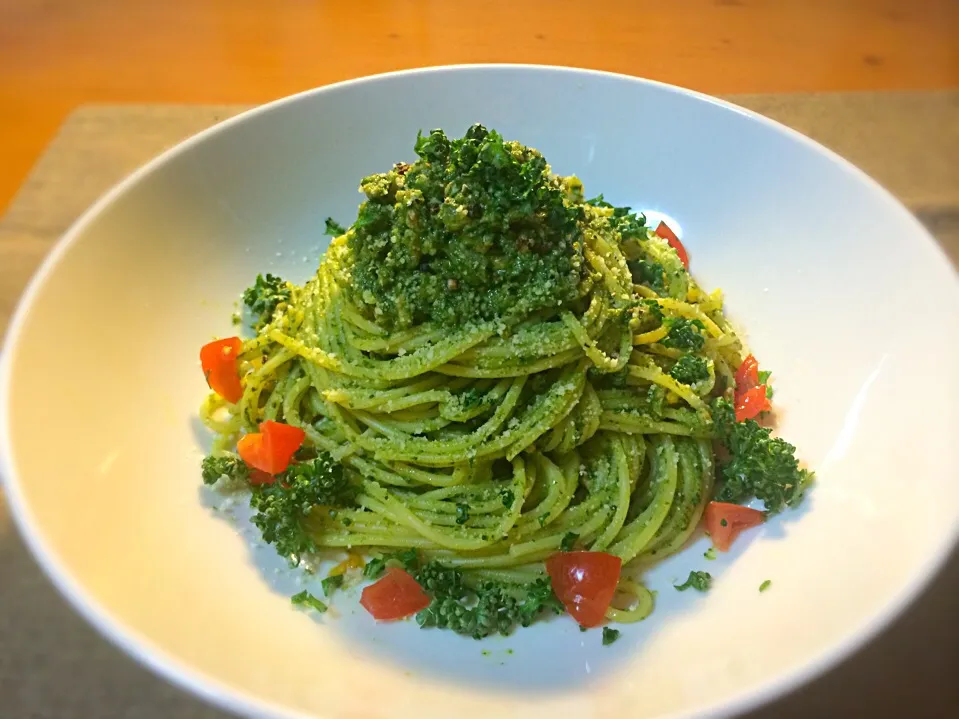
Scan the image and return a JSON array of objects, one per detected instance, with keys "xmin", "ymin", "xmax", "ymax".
[{"xmin": 346, "ymin": 124, "xmax": 588, "ymax": 329}]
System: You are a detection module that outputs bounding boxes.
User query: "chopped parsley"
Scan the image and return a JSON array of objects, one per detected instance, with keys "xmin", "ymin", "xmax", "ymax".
[
  {"xmin": 392, "ymin": 549, "xmax": 419, "ymax": 571},
  {"xmin": 703, "ymin": 547, "xmax": 717, "ymax": 561},
  {"xmin": 629, "ymin": 259, "xmax": 667, "ymax": 294},
  {"xmin": 669, "ymin": 354, "xmax": 710, "ymax": 385},
  {"xmin": 674, "ymin": 571, "xmax": 712, "ymax": 592},
  {"xmin": 291, "ymin": 590, "xmax": 327, "ymax": 613},
  {"xmin": 249, "ymin": 453, "xmax": 355, "ymax": 565},
  {"xmin": 363, "ymin": 557, "xmax": 386, "ymax": 580},
  {"xmin": 200, "ymin": 454, "xmax": 248, "ymax": 486},
  {"xmin": 325, "ymin": 217, "xmax": 347, "ymax": 236},
  {"xmin": 712, "ymin": 398, "xmax": 812, "ymax": 513},
  {"xmin": 348, "ymin": 124, "xmax": 586, "ymax": 329},
  {"xmin": 415, "ymin": 561, "xmax": 563, "ymax": 639},
  {"xmin": 321, "ymin": 574, "xmax": 344, "ymax": 597},
  {"xmin": 560, "ymin": 532, "xmax": 579, "ymax": 551},
  {"xmin": 759, "ymin": 579, "xmax": 772, "ymax": 593},
  {"xmin": 363, "ymin": 549, "xmax": 419, "ymax": 580},
  {"xmin": 242, "ymin": 273, "xmax": 291, "ymax": 331},
  {"xmin": 602, "ymin": 627, "xmax": 621, "ymax": 646},
  {"xmin": 661, "ymin": 318, "xmax": 706, "ymax": 352}
]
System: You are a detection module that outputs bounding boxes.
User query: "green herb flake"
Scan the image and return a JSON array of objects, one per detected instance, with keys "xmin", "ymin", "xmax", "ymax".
[
  {"xmin": 242, "ymin": 273, "xmax": 291, "ymax": 331},
  {"xmin": 392, "ymin": 549, "xmax": 420, "ymax": 571},
  {"xmin": 703, "ymin": 547, "xmax": 717, "ymax": 561},
  {"xmin": 324, "ymin": 217, "xmax": 347, "ymax": 236},
  {"xmin": 602, "ymin": 627, "xmax": 621, "ymax": 646},
  {"xmin": 629, "ymin": 259, "xmax": 667, "ymax": 294},
  {"xmin": 291, "ymin": 590, "xmax": 327, "ymax": 613},
  {"xmin": 661, "ymin": 318, "xmax": 706, "ymax": 352},
  {"xmin": 363, "ymin": 557, "xmax": 386, "ymax": 580},
  {"xmin": 674, "ymin": 571, "xmax": 712, "ymax": 592},
  {"xmin": 759, "ymin": 579, "xmax": 772, "ymax": 593},
  {"xmin": 560, "ymin": 532, "xmax": 578, "ymax": 551},
  {"xmin": 321, "ymin": 574, "xmax": 344, "ymax": 597},
  {"xmin": 669, "ymin": 354, "xmax": 710, "ymax": 385},
  {"xmin": 200, "ymin": 454, "xmax": 248, "ymax": 486}
]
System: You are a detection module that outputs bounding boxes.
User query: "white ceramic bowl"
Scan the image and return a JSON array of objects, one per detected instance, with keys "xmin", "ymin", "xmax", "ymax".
[{"xmin": 2, "ymin": 66, "xmax": 957, "ymax": 719}]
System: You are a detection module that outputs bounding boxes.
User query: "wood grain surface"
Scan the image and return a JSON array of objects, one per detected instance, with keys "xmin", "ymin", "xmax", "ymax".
[{"xmin": 1, "ymin": 0, "xmax": 958, "ymax": 213}]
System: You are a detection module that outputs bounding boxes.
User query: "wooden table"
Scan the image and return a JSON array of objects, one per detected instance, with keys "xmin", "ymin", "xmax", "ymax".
[{"xmin": 1, "ymin": 0, "xmax": 957, "ymax": 213}]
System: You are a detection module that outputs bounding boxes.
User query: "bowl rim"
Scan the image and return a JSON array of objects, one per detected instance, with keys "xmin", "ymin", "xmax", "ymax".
[{"xmin": 1, "ymin": 63, "xmax": 957, "ymax": 719}]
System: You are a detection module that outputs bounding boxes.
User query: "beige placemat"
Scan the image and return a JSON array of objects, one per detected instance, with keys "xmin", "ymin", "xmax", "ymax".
[{"xmin": 1, "ymin": 95, "xmax": 957, "ymax": 718}]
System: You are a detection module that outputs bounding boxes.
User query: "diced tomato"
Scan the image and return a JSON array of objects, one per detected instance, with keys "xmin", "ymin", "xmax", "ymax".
[
  {"xmin": 360, "ymin": 567, "xmax": 431, "ymax": 621},
  {"xmin": 237, "ymin": 420, "xmax": 306, "ymax": 475},
  {"xmin": 248, "ymin": 468, "xmax": 276, "ymax": 486},
  {"xmin": 732, "ymin": 355, "xmax": 770, "ymax": 421},
  {"xmin": 734, "ymin": 354, "xmax": 760, "ymax": 394},
  {"xmin": 199, "ymin": 337, "xmax": 244, "ymax": 403},
  {"xmin": 237, "ymin": 433, "xmax": 268, "ymax": 472},
  {"xmin": 655, "ymin": 221, "xmax": 689, "ymax": 269},
  {"xmin": 261, "ymin": 420, "xmax": 306, "ymax": 465},
  {"xmin": 545, "ymin": 551, "xmax": 622, "ymax": 628},
  {"xmin": 705, "ymin": 502, "xmax": 765, "ymax": 551},
  {"xmin": 735, "ymin": 385, "xmax": 771, "ymax": 422}
]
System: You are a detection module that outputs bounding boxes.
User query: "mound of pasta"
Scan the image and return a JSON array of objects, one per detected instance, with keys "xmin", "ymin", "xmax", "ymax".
[{"xmin": 200, "ymin": 125, "xmax": 810, "ymax": 640}]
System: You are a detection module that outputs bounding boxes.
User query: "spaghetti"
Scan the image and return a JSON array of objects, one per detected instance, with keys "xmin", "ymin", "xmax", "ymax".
[{"xmin": 200, "ymin": 125, "xmax": 807, "ymax": 633}]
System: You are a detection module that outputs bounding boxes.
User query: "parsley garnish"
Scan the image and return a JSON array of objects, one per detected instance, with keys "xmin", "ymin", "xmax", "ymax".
[
  {"xmin": 674, "ymin": 571, "xmax": 712, "ymax": 592},
  {"xmin": 321, "ymin": 574, "xmax": 344, "ymax": 597},
  {"xmin": 602, "ymin": 627, "xmax": 621, "ymax": 646},
  {"xmin": 291, "ymin": 590, "xmax": 327, "ymax": 613},
  {"xmin": 324, "ymin": 217, "xmax": 347, "ymax": 236},
  {"xmin": 363, "ymin": 557, "xmax": 386, "ymax": 579}
]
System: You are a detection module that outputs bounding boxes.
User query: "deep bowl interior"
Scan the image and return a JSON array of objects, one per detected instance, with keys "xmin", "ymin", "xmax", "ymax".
[{"xmin": 1, "ymin": 66, "xmax": 957, "ymax": 719}]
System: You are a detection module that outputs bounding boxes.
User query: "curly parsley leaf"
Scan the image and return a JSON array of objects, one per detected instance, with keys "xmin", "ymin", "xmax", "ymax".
[
  {"xmin": 712, "ymin": 398, "xmax": 812, "ymax": 513},
  {"xmin": 242, "ymin": 273, "xmax": 291, "ymax": 331}
]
